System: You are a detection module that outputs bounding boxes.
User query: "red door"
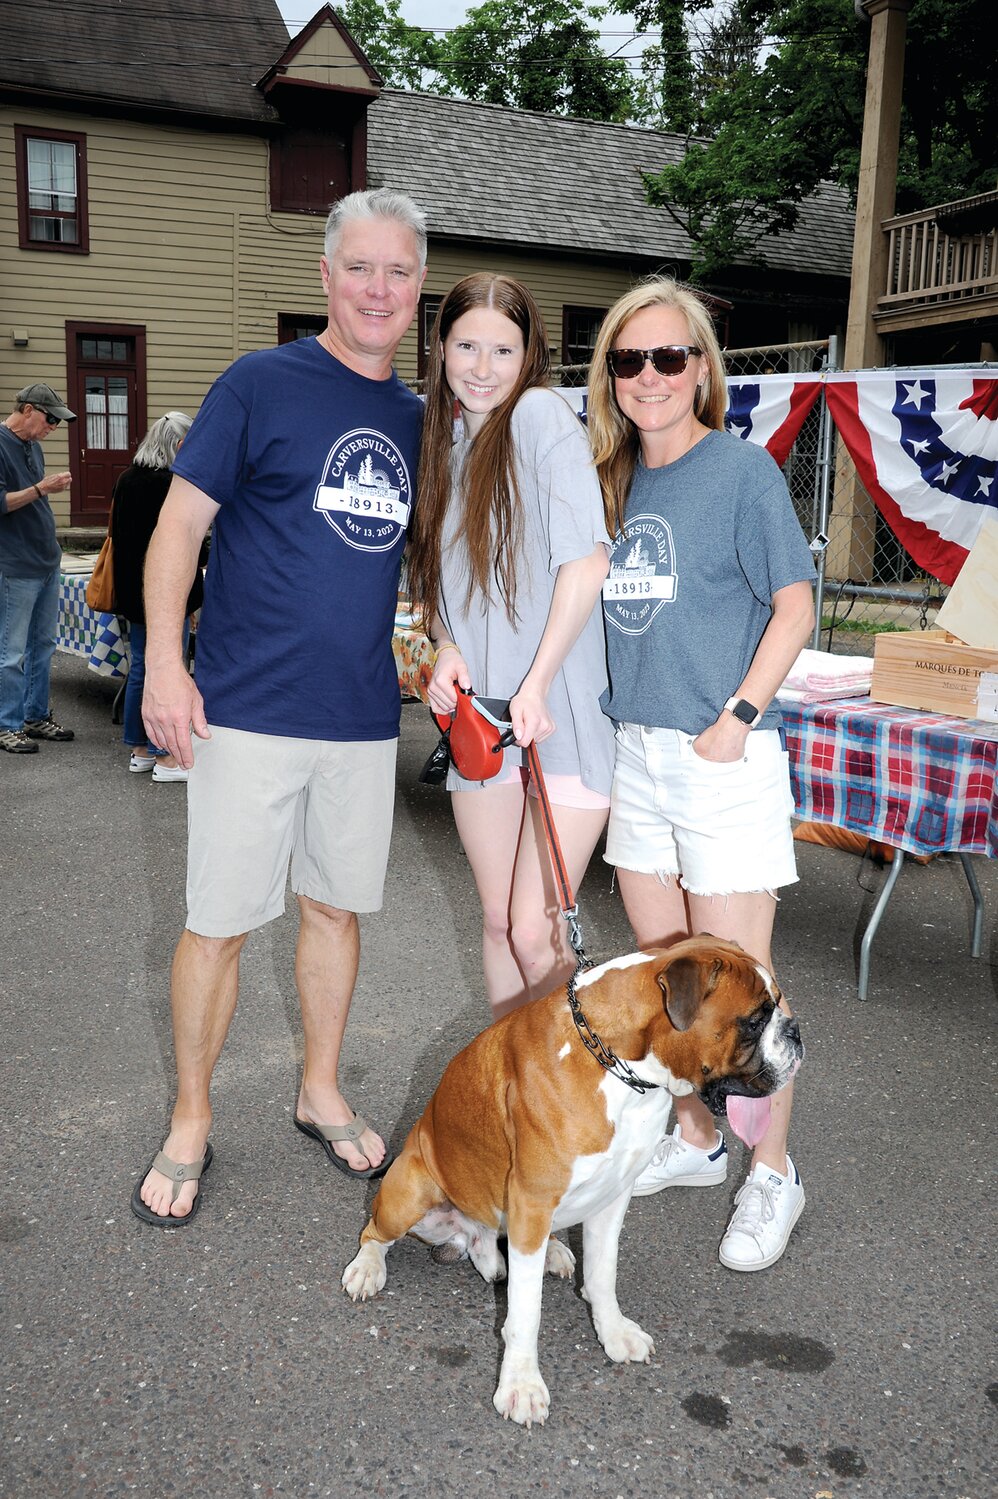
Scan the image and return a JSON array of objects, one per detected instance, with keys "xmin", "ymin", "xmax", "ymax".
[{"xmin": 66, "ymin": 323, "xmax": 146, "ymax": 524}]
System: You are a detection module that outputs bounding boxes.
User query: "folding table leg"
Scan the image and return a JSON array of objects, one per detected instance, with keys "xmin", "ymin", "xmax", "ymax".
[
  {"xmin": 857, "ymin": 848, "xmax": 906, "ymax": 1000},
  {"xmin": 957, "ymin": 853, "xmax": 984, "ymax": 958}
]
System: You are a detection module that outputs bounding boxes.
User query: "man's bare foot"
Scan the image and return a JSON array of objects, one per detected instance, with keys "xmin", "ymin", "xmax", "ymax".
[
  {"xmin": 139, "ymin": 1121, "xmax": 210, "ymax": 1218},
  {"xmin": 296, "ymin": 1085, "xmax": 386, "ymax": 1173}
]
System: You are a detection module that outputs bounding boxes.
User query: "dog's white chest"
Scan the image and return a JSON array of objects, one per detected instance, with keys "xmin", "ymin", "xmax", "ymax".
[{"xmin": 550, "ymin": 1081, "xmax": 672, "ymax": 1230}]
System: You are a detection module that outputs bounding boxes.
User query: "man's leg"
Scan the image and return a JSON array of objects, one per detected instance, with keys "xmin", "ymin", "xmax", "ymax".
[
  {"xmin": 0, "ymin": 571, "xmax": 39, "ymax": 732},
  {"xmin": 23, "ymin": 566, "xmax": 59, "ymax": 725},
  {"xmin": 294, "ymin": 895, "xmax": 386, "ymax": 1172},
  {"xmin": 138, "ymin": 928, "xmax": 247, "ymax": 1218},
  {"xmin": 291, "ymin": 736, "xmax": 397, "ymax": 1171}
]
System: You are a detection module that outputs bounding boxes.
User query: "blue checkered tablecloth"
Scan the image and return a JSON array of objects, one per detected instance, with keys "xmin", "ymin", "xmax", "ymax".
[
  {"xmin": 57, "ymin": 571, "xmax": 129, "ymax": 679},
  {"xmin": 779, "ymin": 696, "xmax": 998, "ymax": 859}
]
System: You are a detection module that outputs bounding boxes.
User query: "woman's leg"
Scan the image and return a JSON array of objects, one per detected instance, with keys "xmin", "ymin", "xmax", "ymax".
[
  {"xmin": 122, "ymin": 621, "xmax": 147, "ymax": 748},
  {"xmin": 451, "ymin": 781, "xmax": 532, "ymax": 1015},
  {"xmin": 505, "ymin": 797, "xmax": 609, "ymax": 1013},
  {"xmin": 685, "ymin": 889, "xmax": 794, "ymax": 1176},
  {"xmin": 616, "ymin": 868, "xmax": 717, "ymax": 1150},
  {"xmin": 453, "ymin": 781, "xmax": 608, "ymax": 1018}
]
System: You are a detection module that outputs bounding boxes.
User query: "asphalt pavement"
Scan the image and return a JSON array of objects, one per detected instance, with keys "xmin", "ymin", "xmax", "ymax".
[{"xmin": 1, "ymin": 654, "xmax": 995, "ymax": 1499}]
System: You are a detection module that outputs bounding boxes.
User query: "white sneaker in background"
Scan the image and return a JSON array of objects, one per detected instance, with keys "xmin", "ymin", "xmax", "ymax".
[
  {"xmin": 631, "ymin": 1122, "xmax": 728, "ymax": 1197},
  {"xmin": 151, "ymin": 761, "xmax": 189, "ymax": 782}
]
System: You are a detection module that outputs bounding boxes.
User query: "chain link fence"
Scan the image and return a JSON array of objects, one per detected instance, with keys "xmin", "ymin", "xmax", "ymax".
[{"xmin": 553, "ymin": 341, "xmax": 948, "ymax": 658}]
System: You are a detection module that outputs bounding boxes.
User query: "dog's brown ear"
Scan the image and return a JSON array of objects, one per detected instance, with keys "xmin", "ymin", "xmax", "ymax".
[{"xmin": 656, "ymin": 954, "xmax": 723, "ymax": 1031}]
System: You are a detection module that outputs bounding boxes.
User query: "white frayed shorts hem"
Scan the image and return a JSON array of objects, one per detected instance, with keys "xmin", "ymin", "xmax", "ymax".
[{"xmin": 604, "ymin": 722, "xmax": 799, "ymax": 896}]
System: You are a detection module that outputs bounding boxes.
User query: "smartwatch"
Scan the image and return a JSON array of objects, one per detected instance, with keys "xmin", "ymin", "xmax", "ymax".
[{"xmin": 724, "ymin": 696, "xmax": 761, "ymax": 728}]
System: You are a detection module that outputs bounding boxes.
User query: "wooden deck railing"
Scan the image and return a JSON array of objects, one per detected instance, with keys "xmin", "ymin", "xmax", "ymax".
[{"xmin": 880, "ymin": 199, "xmax": 998, "ymax": 309}]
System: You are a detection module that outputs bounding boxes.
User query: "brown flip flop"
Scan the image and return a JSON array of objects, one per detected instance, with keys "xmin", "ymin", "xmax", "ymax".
[{"xmin": 294, "ymin": 1114, "xmax": 392, "ymax": 1180}]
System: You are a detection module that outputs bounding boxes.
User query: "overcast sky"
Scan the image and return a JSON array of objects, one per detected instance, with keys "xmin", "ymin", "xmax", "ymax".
[
  {"xmin": 276, "ymin": 2, "xmax": 483, "ymax": 38},
  {"xmin": 274, "ymin": 2, "xmax": 654, "ymax": 62}
]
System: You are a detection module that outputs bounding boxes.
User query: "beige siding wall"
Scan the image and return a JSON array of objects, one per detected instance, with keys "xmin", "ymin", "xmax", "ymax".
[
  {"xmin": 2, "ymin": 103, "xmax": 645, "ymax": 529},
  {"xmin": 418, "ymin": 244, "xmax": 641, "ymax": 366},
  {"xmin": 286, "ymin": 24, "xmax": 373, "ymax": 89},
  {"xmin": 1, "ymin": 104, "xmax": 329, "ymax": 528}
]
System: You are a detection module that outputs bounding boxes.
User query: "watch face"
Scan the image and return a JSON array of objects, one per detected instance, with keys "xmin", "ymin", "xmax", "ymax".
[{"xmin": 732, "ymin": 699, "xmax": 757, "ymax": 725}]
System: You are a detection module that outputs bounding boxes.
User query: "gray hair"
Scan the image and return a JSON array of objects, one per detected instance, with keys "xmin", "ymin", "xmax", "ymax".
[
  {"xmin": 324, "ymin": 189, "xmax": 427, "ymax": 270},
  {"xmin": 133, "ymin": 411, "xmax": 193, "ymax": 469}
]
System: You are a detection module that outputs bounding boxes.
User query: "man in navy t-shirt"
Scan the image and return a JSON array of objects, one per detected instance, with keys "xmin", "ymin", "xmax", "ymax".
[{"xmin": 132, "ymin": 189, "xmax": 427, "ymax": 1228}]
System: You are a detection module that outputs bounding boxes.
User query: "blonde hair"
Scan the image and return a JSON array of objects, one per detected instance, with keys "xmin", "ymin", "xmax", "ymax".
[
  {"xmin": 408, "ymin": 273, "xmax": 551, "ymax": 630},
  {"xmin": 587, "ymin": 278, "xmax": 727, "ymax": 535}
]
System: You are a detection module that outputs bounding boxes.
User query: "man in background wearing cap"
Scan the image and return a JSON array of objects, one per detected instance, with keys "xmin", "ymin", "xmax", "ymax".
[{"xmin": 0, "ymin": 382, "xmax": 76, "ymax": 753}]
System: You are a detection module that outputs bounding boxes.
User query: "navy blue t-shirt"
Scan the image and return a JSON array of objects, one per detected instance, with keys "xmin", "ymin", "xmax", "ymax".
[{"xmin": 173, "ymin": 338, "xmax": 422, "ymax": 741}]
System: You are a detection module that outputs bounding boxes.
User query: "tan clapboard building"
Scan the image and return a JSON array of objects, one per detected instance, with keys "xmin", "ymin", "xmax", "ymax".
[{"xmin": 1, "ymin": 0, "xmax": 853, "ymax": 532}]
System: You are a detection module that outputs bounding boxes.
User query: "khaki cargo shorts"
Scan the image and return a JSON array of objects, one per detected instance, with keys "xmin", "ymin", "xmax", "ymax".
[{"xmin": 185, "ymin": 726, "xmax": 397, "ymax": 938}]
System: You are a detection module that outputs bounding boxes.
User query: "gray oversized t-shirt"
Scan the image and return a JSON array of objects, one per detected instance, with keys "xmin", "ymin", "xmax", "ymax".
[
  {"xmin": 601, "ymin": 428, "xmax": 814, "ymax": 736},
  {"xmin": 438, "ymin": 387, "xmax": 614, "ymax": 793}
]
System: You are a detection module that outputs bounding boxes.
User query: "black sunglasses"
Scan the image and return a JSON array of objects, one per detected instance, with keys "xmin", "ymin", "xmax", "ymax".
[
  {"xmin": 606, "ymin": 344, "xmax": 703, "ymax": 380},
  {"xmin": 37, "ymin": 409, "xmax": 60, "ymax": 426}
]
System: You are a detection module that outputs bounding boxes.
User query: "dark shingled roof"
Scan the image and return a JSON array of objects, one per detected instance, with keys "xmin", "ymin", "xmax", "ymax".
[
  {"xmin": 0, "ymin": 0, "xmax": 289, "ymax": 124},
  {"xmin": 367, "ymin": 90, "xmax": 854, "ymax": 277}
]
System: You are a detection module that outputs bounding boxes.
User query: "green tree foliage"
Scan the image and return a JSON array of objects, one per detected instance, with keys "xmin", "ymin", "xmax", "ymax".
[
  {"xmin": 630, "ymin": 0, "xmax": 710, "ymax": 133},
  {"xmin": 638, "ymin": 0, "xmax": 995, "ymax": 280},
  {"xmin": 336, "ymin": 0, "xmax": 440, "ymax": 90}
]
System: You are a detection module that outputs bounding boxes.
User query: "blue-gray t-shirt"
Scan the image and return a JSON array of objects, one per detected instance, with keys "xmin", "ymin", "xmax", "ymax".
[
  {"xmin": 0, "ymin": 424, "xmax": 61, "ymax": 579},
  {"xmin": 601, "ymin": 429, "xmax": 814, "ymax": 735},
  {"xmin": 173, "ymin": 338, "xmax": 423, "ymax": 741}
]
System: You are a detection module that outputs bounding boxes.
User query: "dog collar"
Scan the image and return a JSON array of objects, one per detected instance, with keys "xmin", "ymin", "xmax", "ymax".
[{"xmin": 566, "ymin": 965, "xmax": 660, "ymax": 1096}]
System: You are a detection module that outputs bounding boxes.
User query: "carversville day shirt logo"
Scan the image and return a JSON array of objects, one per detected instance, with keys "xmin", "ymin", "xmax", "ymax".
[
  {"xmin": 313, "ymin": 428, "xmax": 412, "ymax": 552},
  {"xmin": 602, "ymin": 513, "xmax": 678, "ymax": 635}
]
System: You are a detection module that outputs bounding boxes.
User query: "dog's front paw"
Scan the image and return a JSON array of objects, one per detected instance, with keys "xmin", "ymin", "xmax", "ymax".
[
  {"xmin": 597, "ymin": 1315, "xmax": 655, "ymax": 1364},
  {"xmin": 341, "ymin": 1243, "xmax": 387, "ymax": 1302},
  {"xmin": 493, "ymin": 1361, "xmax": 550, "ymax": 1427},
  {"xmin": 544, "ymin": 1235, "xmax": 576, "ymax": 1279}
]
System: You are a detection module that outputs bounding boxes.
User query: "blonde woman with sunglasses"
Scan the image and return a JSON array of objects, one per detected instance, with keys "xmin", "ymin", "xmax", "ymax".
[{"xmin": 587, "ymin": 278, "xmax": 815, "ymax": 1272}]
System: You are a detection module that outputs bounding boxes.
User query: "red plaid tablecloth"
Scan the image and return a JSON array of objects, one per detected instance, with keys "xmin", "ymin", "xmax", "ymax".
[{"xmin": 779, "ymin": 696, "xmax": 998, "ymax": 859}]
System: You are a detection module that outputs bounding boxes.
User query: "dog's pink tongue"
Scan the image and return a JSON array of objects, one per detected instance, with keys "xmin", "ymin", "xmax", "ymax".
[
  {"xmin": 725, "ymin": 1095, "xmax": 771, "ymax": 1148},
  {"xmin": 726, "ymin": 1058, "xmax": 801, "ymax": 1147}
]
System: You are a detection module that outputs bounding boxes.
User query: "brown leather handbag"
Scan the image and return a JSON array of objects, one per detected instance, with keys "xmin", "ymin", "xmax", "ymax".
[{"xmin": 85, "ymin": 534, "xmax": 115, "ymax": 613}]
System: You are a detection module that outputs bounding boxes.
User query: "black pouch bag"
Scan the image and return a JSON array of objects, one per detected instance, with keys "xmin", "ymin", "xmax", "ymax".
[{"xmin": 419, "ymin": 725, "xmax": 452, "ymax": 784}]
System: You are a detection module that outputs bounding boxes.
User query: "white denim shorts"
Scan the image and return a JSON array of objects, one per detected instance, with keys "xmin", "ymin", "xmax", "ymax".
[
  {"xmin": 186, "ymin": 726, "xmax": 397, "ymax": 937},
  {"xmin": 604, "ymin": 722, "xmax": 799, "ymax": 896}
]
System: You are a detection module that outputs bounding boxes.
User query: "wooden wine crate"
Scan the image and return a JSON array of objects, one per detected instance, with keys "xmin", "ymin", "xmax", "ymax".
[{"xmin": 870, "ymin": 629, "xmax": 998, "ymax": 720}]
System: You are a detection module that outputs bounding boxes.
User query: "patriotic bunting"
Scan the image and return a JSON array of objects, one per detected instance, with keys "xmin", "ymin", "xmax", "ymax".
[
  {"xmin": 724, "ymin": 377, "xmax": 823, "ymax": 467},
  {"xmin": 824, "ymin": 371, "xmax": 998, "ymax": 585}
]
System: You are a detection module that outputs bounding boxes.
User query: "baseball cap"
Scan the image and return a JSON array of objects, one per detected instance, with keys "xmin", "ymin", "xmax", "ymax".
[{"xmin": 16, "ymin": 383, "xmax": 77, "ymax": 421}]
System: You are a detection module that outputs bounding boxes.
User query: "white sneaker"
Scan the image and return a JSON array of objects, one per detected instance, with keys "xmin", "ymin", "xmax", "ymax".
[
  {"xmin": 151, "ymin": 761, "xmax": 189, "ymax": 782},
  {"xmin": 129, "ymin": 753, "xmax": 155, "ymax": 773},
  {"xmin": 631, "ymin": 1123, "xmax": 728, "ymax": 1197},
  {"xmin": 719, "ymin": 1156, "xmax": 805, "ymax": 1272}
]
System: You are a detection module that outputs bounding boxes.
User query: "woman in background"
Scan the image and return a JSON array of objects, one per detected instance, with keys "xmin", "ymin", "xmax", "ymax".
[
  {"xmin": 408, "ymin": 273, "xmax": 613, "ymax": 1019},
  {"xmin": 111, "ymin": 411, "xmax": 200, "ymax": 782}
]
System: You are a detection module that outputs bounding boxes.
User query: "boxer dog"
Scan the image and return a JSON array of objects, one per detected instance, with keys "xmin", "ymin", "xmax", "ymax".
[{"xmin": 342, "ymin": 936, "xmax": 802, "ymax": 1427}]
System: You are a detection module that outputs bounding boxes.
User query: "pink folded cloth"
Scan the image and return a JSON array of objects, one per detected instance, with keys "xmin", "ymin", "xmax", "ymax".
[{"xmin": 779, "ymin": 648, "xmax": 873, "ymax": 701}]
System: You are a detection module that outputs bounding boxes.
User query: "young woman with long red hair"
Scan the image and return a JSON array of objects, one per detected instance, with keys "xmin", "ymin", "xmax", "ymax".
[{"xmin": 408, "ymin": 273, "xmax": 613, "ymax": 1019}]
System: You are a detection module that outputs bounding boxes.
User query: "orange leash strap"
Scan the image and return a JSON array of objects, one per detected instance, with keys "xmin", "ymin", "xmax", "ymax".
[
  {"xmin": 525, "ymin": 741, "xmax": 590, "ymax": 965},
  {"xmin": 526, "ymin": 741, "xmax": 651, "ymax": 1091}
]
